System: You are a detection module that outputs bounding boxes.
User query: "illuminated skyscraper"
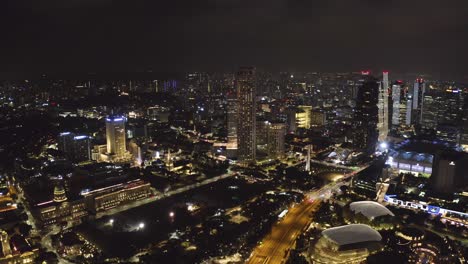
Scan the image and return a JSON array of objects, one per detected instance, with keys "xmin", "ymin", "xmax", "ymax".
[
  {"xmin": 353, "ymin": 76, "xmax": 379, "ymax": 152},
  {"xmin": 106, "ymin": 116, "xmax": 127, "ymax": 159},
  {"xmin": 236, "ymin": 67, "xmax": 256, "ymax": 164},
  {"xmin": 226, "ymin": 94, "xmax": 238, "ymax": 158},
  {"xmin": 377, "ymin": 71, "xmax": 389, "ymax": 141},
  {"xmin": 391, "ymin": 82, "xmax": 401, "ymax": 128},
  {"xmin": 58, "ymin": 132, "xmax": 91, "ymax": 162},
  {"xmin": 411, "ymin": 78, "xmax": 426, "ymax": 125},
  {"xmin": 267, "ymin": 122, "xmax": 286, "ymax": 159}
]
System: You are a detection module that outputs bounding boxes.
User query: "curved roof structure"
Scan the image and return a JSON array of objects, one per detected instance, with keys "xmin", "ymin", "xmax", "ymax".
[
  {"xmin": 322, "ymin": 224, "xmax": 382, "ymax": 246},
  {"xmin": 350, "ymin": 201, "xmax": 394, "ymax": 219}
]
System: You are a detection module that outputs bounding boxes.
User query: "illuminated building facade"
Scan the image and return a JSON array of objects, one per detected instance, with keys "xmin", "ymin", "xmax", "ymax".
[
  {"xmin": 0, "ymin": 230, "xmax": 39, "ymax": 264},
  {"xmin": 105, "ymin": 116, "xmax": 127, "ymax": 160},
  {"xmin": 309, "ymin": 224, "xmax": 382, "ymax": 264},
  {"xmin": 352, "ymin": 76, "xmax": 379, "ymax": 152},
  {"xmin": 226, "ymin": 96, "xmax": 238, "ymax": 158},
  {"xmin": 391, "ymin": 83, "xmax": 401, "ymax": 128},
  {"xmin": 266, "ymin": 122, "xmax": 286, "ymax": 159},
  {"xmin": 411, "ymin": 79, "xmax": 426, "ymax": 125},
  {"xmin": 386, "ymin": 151, "xmax": 433, "ymax": 176},
  {"xmin": 58, "ymin": 132, "xmax": 91, "ymax": 162},
  {"xmin": 310, "ymin": 110, "xmax": 326, "ymax": 127},
  {"xmin": 84, "ymin": 179, "xmax": 151, "ymax": 213},
  {"xmin": 236, "ymin": 67, "xmax": 256, "ymax": 164},
  {"xmin": 36, "ymin": 179, "xmax": 151, "ymax": 226},
  {"xmin": 296, "ymin": 105, "xmax": 312, "ymax": 129},
  {"xmin": 377, "ymin": 71, "xmax": 389, "ymax": 141}
]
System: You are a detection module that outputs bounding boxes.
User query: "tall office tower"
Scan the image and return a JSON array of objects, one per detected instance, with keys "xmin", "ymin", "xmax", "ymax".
[
  {"xmin": 377, "ymin": 72, "xmax": 389, "ymax": 141},
  {"xmin": 72, "ymin": 135, "xmax": 92, "ymax": 162},
  {"xmin": 421, "ymin": 91, "xmax": 439, "ymax": 130},
  {"xmin": 236, "ymin": 67, "xmax": 256, "ymax": 164},
  {"xmin": 439, "ymin": 88, "xmax": 462, "ymax": 124},
  {"xmin": 391, "ymin": 83, "xmax": 401, "ymax": 128},
  {"xmin": 267, "ymin": 122, "xmax": 286, "ymax": 159},
  {"xmin": 430, "ymin": 150, "xmax": 468, "ymax": 194},
  {"xmin": 405, "ymin": 97, "xmax": 413, "ymax": 126},
  {"xmin": 58, "ymin": 132, "xmax": 91, "ymax": 162},
  {"xmin": 256, "ymin": 120, "xmax": 269, "ymax": 146},
  {"xmin": 106, "ymin": 116, "xmax": 127, "ymax": 159},
  {"xmin": 58, "ymin": 132, "xmax": 74, "ymax": 154},
  {"xmin": 353, "ymin": 77, "xmax": 379, "ymax": 153},
  {"xmin": 226, "ymin": 95, "xmax": 238, "ymax": 158},
  {"xmin": 411, "ymin": 78, "xmax": 426, "ymax": 125},
  {"xmin": 422, "ymin": 88, "xmax": 462, "ymax": 131}
]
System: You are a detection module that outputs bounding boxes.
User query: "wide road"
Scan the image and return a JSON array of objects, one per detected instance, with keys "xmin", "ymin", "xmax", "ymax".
[
  {"xmin": 247, "ymin": 200, "xmax": 321, "ymax": 264},
  {"xmin": 247, "ymin": 163, "xmax": 370, "ymax": 264}
]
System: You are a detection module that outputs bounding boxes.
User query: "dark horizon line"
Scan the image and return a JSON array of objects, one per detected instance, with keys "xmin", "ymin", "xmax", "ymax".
[{"xmin": 0, "ymin": 70, "xmax": 466, "ymax": 82}]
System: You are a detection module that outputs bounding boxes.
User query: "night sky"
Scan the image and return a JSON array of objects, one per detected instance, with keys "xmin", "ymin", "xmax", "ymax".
[{"xmin": 1, "ymin": 0, "xmax": 468, "ymax": 79}]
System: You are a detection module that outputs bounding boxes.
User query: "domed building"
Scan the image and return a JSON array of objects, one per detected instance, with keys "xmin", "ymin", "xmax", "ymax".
[
  {"xmin": 309, "ymin": 224, "xmax": 383, "ymax": 264},
  {"xmin": 53, "ymin": 183, "xmax": 68, "ymax": 203},
  {"xmin": 349, "ymin": 201, "xmax": 394, "ymax": 220},
  {"xmin": 345, "ymin": 201, "xmax": 395, "ymax": 229}
]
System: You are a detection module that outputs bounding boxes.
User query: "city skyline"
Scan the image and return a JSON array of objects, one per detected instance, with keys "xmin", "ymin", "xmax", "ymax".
[{"xmin": 0, "ymin": 1, "xmax": 467, "ymax": 263}]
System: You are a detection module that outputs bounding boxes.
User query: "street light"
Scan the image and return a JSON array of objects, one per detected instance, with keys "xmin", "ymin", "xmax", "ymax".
[
  {"xmin": 379, "ymin": 142, "xmax": 388, "ymax": 150},
  {"xmin": 169, "ymin": 211, "xmax": 175, "ymax": 218},
  {"xmin": 109, "ymin": 219, "xmax": 114, "ymax": 225},
  {"xmin": 139, "ymin": 222, "xmax": 145, "ymax": 229}
]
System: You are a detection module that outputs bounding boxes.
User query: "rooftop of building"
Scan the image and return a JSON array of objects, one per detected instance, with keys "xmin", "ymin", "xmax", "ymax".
[
  {"xmin": 322, "ymin": 224, "xmax": 382, "ymax": 246},
  {"xmin": 349, "ymin": 201, "xmax": 394, "ymax": 219},
  {"xmin": 393, "ymin": 139, "xmax": 455, "ymax": 155},
  {"xmin": 388, "ymin": 150, "xmax": 434, "ymax": 164}
]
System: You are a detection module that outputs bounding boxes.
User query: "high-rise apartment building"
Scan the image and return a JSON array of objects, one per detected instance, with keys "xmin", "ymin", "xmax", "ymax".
[
  {"xmin": 106, "ymin": 116, "xmax": 127, "ymax": 159},
  {"xmin": 236, "ymin": 67, "xmax": 256, "ymax": 164}
]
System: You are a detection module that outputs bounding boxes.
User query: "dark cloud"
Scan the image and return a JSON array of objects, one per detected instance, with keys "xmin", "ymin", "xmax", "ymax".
[{"xmin": 1, "ymin": 0, "xmax": 468, "ymax": 79}]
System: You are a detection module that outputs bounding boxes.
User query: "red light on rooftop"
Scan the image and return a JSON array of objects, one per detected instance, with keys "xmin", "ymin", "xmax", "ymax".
[{"xmin": 383, "ymin": 71, "xmax": 389, "ymax": 74}]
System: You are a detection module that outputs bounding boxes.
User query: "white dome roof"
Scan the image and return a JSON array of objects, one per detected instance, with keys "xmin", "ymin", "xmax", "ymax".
[
  {"xmin": 350, "ymin": 201, "xmax": 394, "ymax": 219},
  {"xmin": 322, "ymin": 224, "xmax": 382, "ymax": 246}
]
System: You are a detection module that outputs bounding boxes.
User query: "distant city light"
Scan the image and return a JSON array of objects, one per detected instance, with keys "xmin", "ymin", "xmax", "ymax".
[
  {"xmin": 187, "ymin": 204, "xmax": 194, "ymax": 211},
  {"xmin": 169, "ymin": 211, "xmax": 175, "ymax": 218}
]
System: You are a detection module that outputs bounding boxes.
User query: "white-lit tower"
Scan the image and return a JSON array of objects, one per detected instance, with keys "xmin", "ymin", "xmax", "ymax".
[
  {"xmin": 106, "ymin": 116, "xmax": 127, "ymax": 159},
  {"xmin": 377, "ymin": 71, "xmax": 389, "ymax": 141}
]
